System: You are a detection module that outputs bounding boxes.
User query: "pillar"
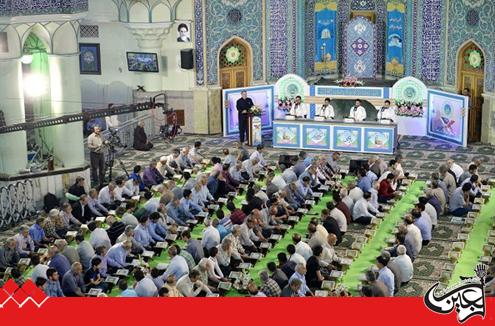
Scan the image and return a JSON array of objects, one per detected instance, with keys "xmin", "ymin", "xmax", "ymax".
[
  {"xmin": 126, "ymin": 23, "xmax": 172, "ymax": 92},
  {"xmin": 481, "ymin": 93, "xmax": 495, "ymax": 145},
  {"xmin": 0, "ymin": 59, "xmax": 28, "ymax": 174},
  {"xmin": 48, "ymin": 54, "xmax": 85, "ymax": 168}
]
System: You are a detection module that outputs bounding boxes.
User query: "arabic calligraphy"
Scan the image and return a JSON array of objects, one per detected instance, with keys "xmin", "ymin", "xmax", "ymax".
[{"xmin": 423, "ymin": 264, "xmax": 488, "ymax": 323}]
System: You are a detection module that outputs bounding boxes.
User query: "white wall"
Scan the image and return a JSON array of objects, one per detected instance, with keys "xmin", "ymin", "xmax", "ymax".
[{"xmin": 80, "ymin": 0, "xmax": 196, "ymax": 111}]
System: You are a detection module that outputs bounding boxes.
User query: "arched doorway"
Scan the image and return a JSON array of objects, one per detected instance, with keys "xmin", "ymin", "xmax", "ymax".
[
  {"xmin": 218, "ymin": 38, "xmax": 251, "ymax": 89},
  {"xmin": 457, "ymin": 42, "xmax": 484, "ymax": 142}
]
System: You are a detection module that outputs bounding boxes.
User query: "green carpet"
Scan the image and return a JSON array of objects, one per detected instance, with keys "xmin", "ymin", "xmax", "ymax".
[
  {"xmin": 340, "ymin": 181, "xmax": 425, "ymax": 294},
  {"xmin": 449, "ymin": 188, "xmax": 495, "ymax": 285}
]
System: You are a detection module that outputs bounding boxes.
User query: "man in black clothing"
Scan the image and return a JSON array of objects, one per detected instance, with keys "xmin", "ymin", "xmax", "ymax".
[
  {"xmin": 236, "ymin": 90, "xmax": 254, "ymax": 144},
  {"xmin": 68, "ymin": 177, "xmax": 86, "ymax": 202},
  {"xmin": 320, "ymin": 208, "xmax": 342, "ymax": 245},
  {"xmin": 72, "ymin": 195, "xmax": 92, "ymax": 224},
  {"xmin": 133, "ymin": 121, "xmax": 153, "ymax": 151},
  {"xmin": 106, "ymin": 215, "xmax": 126, "ymax": 245}
]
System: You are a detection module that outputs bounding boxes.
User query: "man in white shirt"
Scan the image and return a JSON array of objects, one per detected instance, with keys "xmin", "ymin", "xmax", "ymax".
[
  {"xmin": 249, "ymin": 144, "xmax": 266, "ymax": 167},
  {"xmin": 376, "ymin": 100, "xmax": 397, "ymax": 122},
  {"xmin": 89, "ymin": 222, "xmax": 112, "ymax": 250},
  {"xmin": 404, "ymin": 216, "xmax": 422, "ymax": 261},
  {"xmin": 320, "ymin": 233, "xmax": 342, "ymax": 267},
  {"xmin": 271, "ymin": 173, "xmax": 287, "ymax": 191},
  {"xmin": 349, "ymin": 99, "xmax": 367, "ymax": 121},
  {"xmin": 348, "ymin": 182, "xmax": 364, "ymax": 202},
  {"xmin": 176, "ymin": 270, "xmax": 212, "ymax": 297},
  {"xmin": 447, "ymin": 159, "xmax": 464, "ymax": 182},
  {"xmin": 292, "ymin": 233, "xmax": 312, "ymax": 261},
  {"xmin": 376, "ymin": 255, "xmax": 395, "ymax": 297},
  {"xmin": 162, "ymin": 246, "xmax": 189, "ymax": 280},
  {"xmin": 352, "ymin": 192, "xmax": 377, "ymax": 225},
  {"xmin": 289, "ymin": 96, "xmax": 308, "ymax": 118},
  {"xmin": 134, "ymin": 269, "xmax": 158, "ymax": 297},
  {"xmin": 201, "ymin": 219, "xmax": 221, "ymax": 251},
  {"xmin": 288, "ymin": 264, "xmax": 312, "ymax": 296},
  {"xmin": 390, "ymin": 245, "xmax": 413, "ymax": 285},
  {"xmin": 307, "ymin": 223, "xmax": 328, "ymax": 249},
  {"xmin": 315, "ymin": 97, "xmax": 335, "ymax": 120},
  {"xmin": 98, "ymin": 182, "xmax": 116, "ymax": 206},
  {"xmin": 328, "ymin": 202, "xmax": 347, "ymax": 233},
  {"xmin": 241, "ymin": 157, "xmax": 260, "ymax": 180}
]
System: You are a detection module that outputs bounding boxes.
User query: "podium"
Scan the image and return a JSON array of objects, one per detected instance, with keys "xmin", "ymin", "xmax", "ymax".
[{"xmin": 247, "ymin": 114, "xmax": 262, "ymax": 147}]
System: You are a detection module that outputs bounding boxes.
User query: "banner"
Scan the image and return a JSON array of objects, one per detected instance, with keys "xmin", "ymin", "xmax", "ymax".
[
  {"xmin": 314, "ymin": 0, "xmax": 337, "ymax": 73},
  {"xmin": 427, "ymin": 89, "xmax": 469, "ymax": 147},
  {"xmin": 386, "ymin": 1, "xmax": 405, "ymax": 77}
]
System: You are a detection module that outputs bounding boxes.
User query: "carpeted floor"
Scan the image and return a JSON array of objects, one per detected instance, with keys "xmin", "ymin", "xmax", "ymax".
[
  {"xmin": 105, "ymin": 133, "xmax": 495, "ymax": 296},
  {"xmin": 4, "ymin": 133, "xmax": 495, "ymax": 297}
]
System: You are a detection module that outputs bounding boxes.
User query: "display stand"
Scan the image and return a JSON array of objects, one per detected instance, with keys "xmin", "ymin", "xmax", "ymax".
[{"xmin": 247, "ymin": 115, "xmax": 262, "ymax": 147}]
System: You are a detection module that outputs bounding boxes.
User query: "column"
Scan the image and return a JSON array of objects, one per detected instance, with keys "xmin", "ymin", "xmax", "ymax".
[
  {"xmin": 0, "ymin": 59, "xmax": 28, "ymax": 174},
  {"xmin": 126, "ymin": 23, "xmax": 172, "ymax": 92},
  {"xmin": 48, "ymin": 54, "xmax": 85, "ymax": 168}
]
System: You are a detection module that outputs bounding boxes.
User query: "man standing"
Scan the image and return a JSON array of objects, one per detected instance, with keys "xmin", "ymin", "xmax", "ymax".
[
  {"xmin": 87, "ymin": 126, "xmax": 105, "ymax": 186},
  {"xmin": 236, "ymin": 90, "xmax": 254, "ymax": 145},
  {"xmin": 349, "ymin": 99, "xmax": 367, "ymax": 122}
]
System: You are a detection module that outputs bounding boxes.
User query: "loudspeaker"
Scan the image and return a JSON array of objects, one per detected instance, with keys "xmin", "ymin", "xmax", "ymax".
[
  {"xmin": 278, "ymin": 154, "xmax": 298, "ymax": 168},
  {"xmin": 349, "ymin": 159, "xmax": 368, "ymax": 175},
  {"xmin": 180, "ymin": 49, "xmax": 194, "ymax": 70}
]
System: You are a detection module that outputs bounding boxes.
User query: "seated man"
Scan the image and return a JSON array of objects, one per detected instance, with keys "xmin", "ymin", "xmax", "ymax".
[
  {"xmin": 87, "ymin": 188, "xmax": 109, "ymax": 217},
  {"xmin": 133, "ymin": 121, "xmax": 153, "ymax": 151},
  {"xmin": 378, "ymin": 173, "xmax": 396, "ymax": 203},
  {"xmin": 449, "ymin": 183, "xmax": 473, "ymax": 217},
  {"xmin": 352, "ymin": 192, "xmax": 378, "ymax": 225},
  {"xmin": 143, "ymin": 160, "xmax": 165, "ymax": 188},
  {"xmin": 0, "ymin": 238, "xmax": 20, "ymax": 272},
  {"xmin": 133, "ymin": 215, "xmax": 155, "ymax": 249},
  {"xmin": 98, "ymin": 182, "xmax": 117, "ymax": 208},
  {"xmin": 61, "ymin": 262, "xmax": 85, "ymax": 297},
  {"xmin": 67, "ymin": 177, "xmax": 87, "ymax": 202},
  {"xmin": 14, "ymin": 225, "xmax": 35, "ymax": 258},
  {"xmin": 106, "ymin": 241, "xmax": 132, "ymax": 269}
]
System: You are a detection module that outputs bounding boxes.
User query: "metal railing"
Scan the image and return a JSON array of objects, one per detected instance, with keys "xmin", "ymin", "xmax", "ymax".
[{"xmin": 0, "ymin": 180, "xmax": 36, "ymax": 231}]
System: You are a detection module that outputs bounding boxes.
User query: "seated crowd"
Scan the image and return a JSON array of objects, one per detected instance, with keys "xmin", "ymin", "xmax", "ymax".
[{"xmin": 0, "ymin": 141, "xmax": 492, "ymax": 298}]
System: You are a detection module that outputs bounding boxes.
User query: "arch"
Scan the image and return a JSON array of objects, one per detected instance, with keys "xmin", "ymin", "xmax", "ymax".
[
  {"xmin": 151, "ymin": 2, "xmax": 171, "ymax": 22},
  {"xmin": 22, "ymin": 24, "xmax": 52, "ymax": 54},
  {"xmin": 217, "ymin": 36, "xmax": 253, "ymax": 88},
  {"xmin": 129, "ymin": 1, "xmax": 151, "ymax": 23},
  {"xmin": 51, "ymin": 22, "xmax": 78, "ymax": 55},
  {"xmin": 455, "ymin": 39, "xmax": 486, "ymax": 91}
]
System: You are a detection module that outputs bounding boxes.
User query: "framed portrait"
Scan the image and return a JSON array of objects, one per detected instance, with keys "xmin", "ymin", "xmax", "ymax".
[
  {"xmin": 177, "ymin": 22, "xmax": 191, "ymax": 43},
  {"xmin": 79, "ymin": 43, "xmax": 101, "ymax": 75}
]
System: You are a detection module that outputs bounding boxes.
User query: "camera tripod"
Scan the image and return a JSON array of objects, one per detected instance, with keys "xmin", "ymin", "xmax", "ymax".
[{"xmin": 105, "ymin": 145, "xmax": 129, "ymax": 183}]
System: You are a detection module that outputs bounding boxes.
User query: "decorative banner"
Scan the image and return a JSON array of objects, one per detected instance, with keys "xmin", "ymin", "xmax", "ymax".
[
  {"xmin": 314, "ymin": 0, "xmax": 337, "ymax": 73},
  {"xmin": 222, "ymin": 85, "xmax": 274, "ymax": 137},
  {"xmin": 275, "ymin": 74, "xmax": 310, "ymax": 101},
  {"xmin": 392, "ymin": 76, "xmax": 427, "ymax": 104},
  {"xmin": 427, "ymin": 90, "xmax": 469, "ymax": 147},
  {"xmin": 344, "ymin": 17, "xmax": 376, "ymax": 78},
  {"xmin": 385, "ymin": 1, "xmax": 405, "ymax": 77},
  {"xmin": 273, "ymin": 123, "xmax": 301, "ymax": 148},
  {"xmin": 302, "ymin": 125, "xmax": 331, "ymax": 149},
  {"xmin": 364, "ymin": 128, "xmax": 395, "ymax": 154},
  {"xmin": 333, "ymin": 126, "xmax": 362, "ymax": 152},
  {"xmin": 249, "ymin": 116, "xmax": 263, "ymax": 146}
]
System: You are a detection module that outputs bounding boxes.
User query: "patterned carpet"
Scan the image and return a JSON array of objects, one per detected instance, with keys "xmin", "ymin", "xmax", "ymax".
[
  {"xmin": 111, "ymin": 133, "xmax": 495, "ymax": 181},
  {"xmin": 107, "ymin": 133, "xmax": 494, "ymax": 297}
]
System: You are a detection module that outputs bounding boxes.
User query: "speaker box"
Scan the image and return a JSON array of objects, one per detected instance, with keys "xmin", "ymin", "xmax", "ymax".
[
  {"xmin": 278, "ymin": 154, "xmax": 298, "ymax": 168},
  {"xmin": 180, "ymin": 49, "xmax": 194, "ymax": 70},
  {"xmin": 349, "ymin": 159, "xmax": 368, "ymax": 175}
]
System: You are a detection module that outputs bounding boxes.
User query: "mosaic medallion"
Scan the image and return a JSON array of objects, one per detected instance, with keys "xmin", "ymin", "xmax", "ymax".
[{"xmin": 351, "ymin": 38, "xmax": 370, "ymax": 56}]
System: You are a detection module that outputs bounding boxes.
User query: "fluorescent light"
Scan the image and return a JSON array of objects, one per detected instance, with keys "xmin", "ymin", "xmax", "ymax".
[
  {"xmin": 23, "ymin": 73, "xmax": 48, "ymax": 97},
  {"xmin": 20, "ymin": 54, "xmax": 33, "ymax": 64}
]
